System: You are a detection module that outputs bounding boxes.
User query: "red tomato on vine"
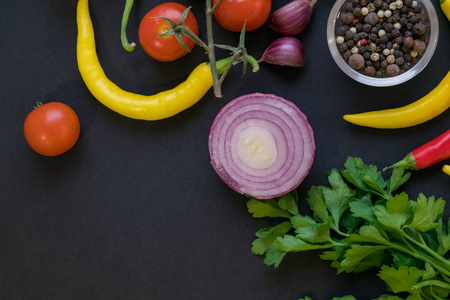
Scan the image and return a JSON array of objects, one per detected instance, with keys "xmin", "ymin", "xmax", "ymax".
[
  {"xmin": 138, "ymin": 3, "xmax": 199, "ymax": 62},
  {"xmin": 212, "ymin": 0, "xmax": 272, "ymax": 32},
  {"xmin": 23, "ymin": 102, "xmax": 80, "ymax": 156}
]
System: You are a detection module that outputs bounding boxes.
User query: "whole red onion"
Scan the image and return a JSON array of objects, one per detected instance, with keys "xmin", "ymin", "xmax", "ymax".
[
  {"xmin": 259, "ymin": 37, "xmax": 306, "ymax": 67},
  {"xmin": 269, "ymin": 0, "xmax": 317, "ymax": 36}
]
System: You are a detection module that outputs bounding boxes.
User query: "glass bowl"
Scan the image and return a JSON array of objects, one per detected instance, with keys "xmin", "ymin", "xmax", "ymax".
[{"xmin": 327, "ymin": 0, "xmax": 439, "ymax": 87}]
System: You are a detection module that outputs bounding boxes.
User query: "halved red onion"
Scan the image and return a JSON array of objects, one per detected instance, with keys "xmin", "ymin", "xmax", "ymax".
[{"xmin": 209, "ymin": 93, "xmax": 315, "ymax": 199}]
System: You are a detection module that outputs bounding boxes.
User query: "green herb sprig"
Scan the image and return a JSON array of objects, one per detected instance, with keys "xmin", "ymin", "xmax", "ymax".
[{"xmin": 248, "ymin": 157, "xmax": 450, "ymax": 300}]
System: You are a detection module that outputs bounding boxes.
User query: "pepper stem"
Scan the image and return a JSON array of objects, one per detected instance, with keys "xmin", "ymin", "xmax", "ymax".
[
  {"xmin": 383, "ymin": 152, "xmax": 417, "ymax": 171},
  {"xmin": 121, "ymin": 0, "xmax": 136, "ymax": 52}
]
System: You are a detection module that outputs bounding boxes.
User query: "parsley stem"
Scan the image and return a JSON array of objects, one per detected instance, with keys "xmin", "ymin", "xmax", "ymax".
[
  {"xmin": 403, "ymin": 233, "xmax": 450, "ymax": 270},
  {"xmin": 413, "ymin": 279, "xmax": 450, "ymax": 291},
  {"xmin": 391, "ymin": 243, "xmax": 450, "ymax": 277}
]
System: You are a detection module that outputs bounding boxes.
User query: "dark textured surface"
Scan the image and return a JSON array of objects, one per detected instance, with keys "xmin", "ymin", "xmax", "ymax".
[{"xmin": 1, "ymin": 1, "xmax": 450, "ymax": 299}]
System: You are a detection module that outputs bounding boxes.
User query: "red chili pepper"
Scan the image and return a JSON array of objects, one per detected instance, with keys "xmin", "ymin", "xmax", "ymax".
[{"xmin": 386, "ymin": 129, "xmax": 450, "ymax": 171}]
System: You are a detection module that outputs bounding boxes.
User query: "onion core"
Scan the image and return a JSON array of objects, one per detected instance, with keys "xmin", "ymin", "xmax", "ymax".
[{"xmin": 209, "ymin": 93, "xmax": 315, "ymax": 199}]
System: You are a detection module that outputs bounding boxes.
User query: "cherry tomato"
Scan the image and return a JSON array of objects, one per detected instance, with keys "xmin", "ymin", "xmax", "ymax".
[
  {"xmin": 138, "ymin": 3, "xmax": 199, "ymax": 62},
  {"xmin": 212, "ymin": 0, "xmax": 272, "ymax": 32},
  {"xmin": 23, "ymin": 102, "xmax": 80, "ymax": 156}
]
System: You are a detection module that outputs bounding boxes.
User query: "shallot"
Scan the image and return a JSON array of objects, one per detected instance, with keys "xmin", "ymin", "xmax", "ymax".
[
  {"xmin": 259, "ymin": 37, "xmax": 306, "ymax": 67},
  {"xmin": 269, "ymin": 0, "xmax": 317, "ymax": 36},
  {"xmin": 208, "ymin": 93, "xmax": 315, "ymax": 199}
]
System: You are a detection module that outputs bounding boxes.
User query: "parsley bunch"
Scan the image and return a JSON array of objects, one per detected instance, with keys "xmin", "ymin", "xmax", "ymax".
[{"xmin": 247, "ymin": 157, "xmax": 450, "ymax": 300}]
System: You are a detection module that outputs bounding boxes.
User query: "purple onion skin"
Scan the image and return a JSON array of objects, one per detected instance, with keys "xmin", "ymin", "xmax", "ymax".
[
  {"xmin": 260, "ymin": 37, "xmax": 306, "ymax": 67},
  {"xmin": 270, "ymin": 0, "xmax": 317, "ymax": 36}
]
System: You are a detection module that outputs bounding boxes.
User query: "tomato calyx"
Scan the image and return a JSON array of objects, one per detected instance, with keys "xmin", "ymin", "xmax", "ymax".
[{"xmin": 153, "ymin": 7, "xmax": 208, "ymax": 53}]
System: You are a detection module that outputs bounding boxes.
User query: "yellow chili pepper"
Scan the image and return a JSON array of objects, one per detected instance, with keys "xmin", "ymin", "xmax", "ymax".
[
  {"xmin": 443, "ymin": 165, "xmax": 450, "ymax": 176},
  {"xmin": 343, "ymin": 71, "xmax": 450, "ymax": 129},
  {"xmin": 441, "ymin": 0, "xmax": 450, "ymax": 22},
  {"xmin": 77, "ymin": 0, "xmax": 228, "ymax": 121}
]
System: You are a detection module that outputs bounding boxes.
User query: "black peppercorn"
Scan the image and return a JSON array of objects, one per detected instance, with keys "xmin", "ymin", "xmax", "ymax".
[
  {"xmin": 343, "ymin": 49, "xmax": 352, "ymax": 61},
  {"xmin": 413, "ymin": 22, "xmax": 427, "ymax": 35},
  {"xmin": 365, "ymin": 12, "xmax": 379, "ymax": 26},
  {"xmin": 410, "ymin": 15, "xmax": 419, "ymax": 23},
  {"xmin": 365, "ymin": 66, "xmax": 376, "ymax": 76},
  {"xmin": 391, "ymin": 28, "xmax": 401, "ymax": 37},
  {"xmin": 413, "ymin": 39, "xmax": 426, "ymax": 53},
  {"xmin": 394, "ymin": 36, "xmax": 403, "ymax": 45},
  {"xmin": 405, "ymin": 0, "xmax": 413, "ymax": 7},
  {"xmin": 396, "ymin": 56, "xmax": 404, "ymax": 65},
  {"xmin": 401, "ymin": 45, "xmax": 411, "ymax": 54},
  {"xmin": 384, "ymin": 23, "xmax": 394, "ymax": 32},
  {"xmin": 404, "ymin": 30, "xmax": 414, "ymax": 38},
  {"xmin": 381, "ymin": 2, "xmax": 389, "ymax": 10},
  {"xmin": 399, "ymin": 17, "xmax": 407, "ymax": 26},
  {"xmin": 338, "ymin": 43, "xmax": 349, "ymax": 52},
  {"xmin": 393, "ymin": 49, "xmax": 403, "ymax": 57},
  {"xmin": 355, "ymin": 22, "xmax": 364, "ymax": 31},
  {"xmin": 345, "ymin": 30, "xmax": 354, "ymax": 40},
  {"xmin": 336, "ymin": 26, "xmax": 348, "ymax": 36},
  {"xmin": 341, "ymin": 12, "xmax": 355, "ymax": 25},
  {"xmin": 343, "ymin": 2, "xmax": 354, "ymax": 12},
  {"xmin": 363, "ymin": 23, "xmax": 372, "ymax": 32}
]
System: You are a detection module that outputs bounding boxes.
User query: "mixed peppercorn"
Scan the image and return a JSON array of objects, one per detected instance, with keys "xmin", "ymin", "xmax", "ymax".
[{"xmin": 335, "ymin": 0, "xmax": 430, "ymax": 77}]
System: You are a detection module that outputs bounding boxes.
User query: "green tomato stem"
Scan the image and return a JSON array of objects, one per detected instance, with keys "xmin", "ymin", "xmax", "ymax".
[
  {"xmin": 179, "ymin": 26, "xmax": 209, "ymax": 52},
  {"xmin": 121, "ymin": 0, "xmax": 136, "ymax": 52},
  {"xmin": 205, "ymin": 0, "xmax": 221, "ymax": 97}
]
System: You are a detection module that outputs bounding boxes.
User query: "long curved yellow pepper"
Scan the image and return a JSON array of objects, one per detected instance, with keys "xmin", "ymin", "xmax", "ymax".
[
  {"xmin": 441, "ymin": 0, "xmax": 450, "ymax": 22},
  {"xmin": 77, "ymin": 0, "xmax": 222, "ymax": 121},
  {"xmin": 343, "ymin": 71, "xmax": 450, "ymax": 129},
  {"xmin": 443, "ymin": 165, "xmax": 450, "ymax": 176}
]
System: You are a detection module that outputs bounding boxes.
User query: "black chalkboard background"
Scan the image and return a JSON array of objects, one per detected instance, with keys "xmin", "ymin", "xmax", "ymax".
[{"xmin": 1, "ymin": 1, "xmax": 450, "ymax": 299}]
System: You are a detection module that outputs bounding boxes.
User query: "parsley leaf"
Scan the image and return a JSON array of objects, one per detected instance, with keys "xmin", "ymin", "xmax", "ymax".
[
  {"xmin": 251, "ymin": 222, "xmax": 292, "ymax": 255},
  {"xmin": 373, "ymin": 192, "xmax": 412, "ymax": 232},
  {"xmin": 407, "ymin": 194, "xmax": 445, "ymax": 232},
  {"xmin": 377, "ymin": 266, "xmax": 423, "ymax": 297},
  {"xmin": 349, "ymin": 194, "xmax": 376, "ymax": 223}
]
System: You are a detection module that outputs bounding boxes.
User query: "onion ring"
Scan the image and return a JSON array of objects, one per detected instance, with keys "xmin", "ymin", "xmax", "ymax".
[{"xmin": 209, "ymin": 93, "xmax": 315, "ymax": 199}]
